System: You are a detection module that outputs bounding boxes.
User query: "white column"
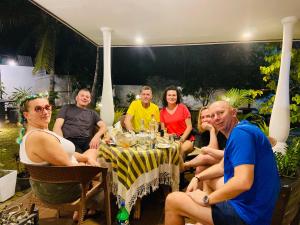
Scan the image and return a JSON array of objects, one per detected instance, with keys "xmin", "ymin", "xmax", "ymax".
[
  {"xmin": 100, "ymin": 27, "xmax": 114, "ymax": 126},
  {"xmin": 269, "ymin": 16, "xmax": 298, "ymax": 152}
]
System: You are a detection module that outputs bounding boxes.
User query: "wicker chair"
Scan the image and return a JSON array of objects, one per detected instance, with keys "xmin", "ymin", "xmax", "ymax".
[{"xmin": 25, "ymin": 164, "xmax": 111, "ymax": 225}]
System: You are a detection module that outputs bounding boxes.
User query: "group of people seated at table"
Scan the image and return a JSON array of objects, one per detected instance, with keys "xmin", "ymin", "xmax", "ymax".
[
  {"xmin": 17, "ymin": 86, "xmax": 280, "ymax": 225},
  {"xmin": 124, "ymin": 85, "xmax": 195, "ymax": 156}
]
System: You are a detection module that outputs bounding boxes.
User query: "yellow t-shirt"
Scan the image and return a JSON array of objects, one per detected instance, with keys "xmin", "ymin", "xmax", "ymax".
[{"xmin": 127, "ymin": 100, "xmax": 160, "ymax": 132}]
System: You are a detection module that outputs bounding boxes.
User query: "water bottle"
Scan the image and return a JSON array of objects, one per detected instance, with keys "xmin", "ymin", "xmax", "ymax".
[{"xmin": 116, "ymin": 201, "xmax": 130, "ymax": 225}]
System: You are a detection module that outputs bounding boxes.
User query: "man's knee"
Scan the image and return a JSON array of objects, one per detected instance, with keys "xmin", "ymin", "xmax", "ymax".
[
  {"xmin": 180, "ymin": 141, "xmax": 193, "ymax": 154},
  {"xmin": 165, "ymin": 192, "xmax": 186, "ymax": 210}
]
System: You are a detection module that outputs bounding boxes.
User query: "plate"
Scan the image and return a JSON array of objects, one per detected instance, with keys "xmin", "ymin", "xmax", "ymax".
[
  {"xmin": 157, "ymin": 143, "xmax": 170, "ymax": 149},
  {"xmin": 136, "ymin": 133, "xmax": 150, "ymax": 138}
]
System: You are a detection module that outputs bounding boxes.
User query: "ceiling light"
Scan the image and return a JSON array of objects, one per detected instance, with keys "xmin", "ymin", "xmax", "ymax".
[{"xmin": 135, "ymin": 36, "xmax": 144, "ymax": 45}]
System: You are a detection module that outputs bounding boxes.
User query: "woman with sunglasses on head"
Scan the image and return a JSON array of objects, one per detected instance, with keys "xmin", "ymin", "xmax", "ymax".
[
  {"xmin": 182, "ymin": 106, "xmax": 227, "ymax": 174},
  {"xmin": 160, "ymin": 86, "xmax": 194, "ymax": 157},
  {"xmin": 18, "ymin": 93, "xmax": 99, "ymax": 220}
]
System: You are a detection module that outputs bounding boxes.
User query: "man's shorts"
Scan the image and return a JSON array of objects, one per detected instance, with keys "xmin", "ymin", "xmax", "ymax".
[
  {"xmin": 67, "ymin": 137, "xmax": 90, "ymax": 153},
  {"xmin": 211, "ymin": 201, "xmax": 248, "ymax": 225}
]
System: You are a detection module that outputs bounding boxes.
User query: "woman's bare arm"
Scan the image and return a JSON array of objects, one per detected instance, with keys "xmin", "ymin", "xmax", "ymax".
[{"xmin": 25, "ymin": 131, "xmax": 74, "ymax": 166}]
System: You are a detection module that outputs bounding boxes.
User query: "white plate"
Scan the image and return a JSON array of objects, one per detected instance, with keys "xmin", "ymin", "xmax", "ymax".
[
  {"xmin": 157, "ymin": 143, "xmax": 170, "ymax": 149},
  {"xmin": 136, "ymin": 133, "xmax": 150, "ymax": 138}
]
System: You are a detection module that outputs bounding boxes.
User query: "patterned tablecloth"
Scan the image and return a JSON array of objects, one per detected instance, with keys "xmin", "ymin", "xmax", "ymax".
[{"xmin": 98, "ymin": 138, "xmax": 180, "ymax": 212}]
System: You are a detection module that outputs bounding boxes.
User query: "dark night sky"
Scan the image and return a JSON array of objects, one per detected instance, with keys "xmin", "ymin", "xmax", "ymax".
[{"xmin": 110, "ymin": 43, "xmax": 266, "ymax": 89}]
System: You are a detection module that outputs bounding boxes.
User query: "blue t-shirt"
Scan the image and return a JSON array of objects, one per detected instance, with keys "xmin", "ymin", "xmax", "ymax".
[{"xmin": 224, "ymin": 120, "xmax": 280, "ymax": 225}]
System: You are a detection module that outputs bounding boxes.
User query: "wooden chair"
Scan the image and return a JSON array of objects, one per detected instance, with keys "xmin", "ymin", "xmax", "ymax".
[{"xmin": 25, "ymin": 164, "xmax": 111, "ymax": 225}]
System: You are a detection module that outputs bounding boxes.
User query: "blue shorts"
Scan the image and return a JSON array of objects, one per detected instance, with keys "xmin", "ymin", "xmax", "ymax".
[{"xmin": 211, "ymin": 201, "xmax": 248, "ymax": 225}]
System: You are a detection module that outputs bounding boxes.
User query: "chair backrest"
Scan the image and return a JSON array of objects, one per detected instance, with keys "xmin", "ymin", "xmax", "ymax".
[
  {"xmin": 25, "ymin": 164, "xmax": 107, "ymax": 185},
  {"xmin": 24, "ymin": 164, "xmax": 111, "ymax": 225}
]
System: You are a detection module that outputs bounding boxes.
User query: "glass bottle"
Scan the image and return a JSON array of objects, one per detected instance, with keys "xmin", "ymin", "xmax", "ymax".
[
  {"xmin": 140, "ymin": 119, "xmax": 145, "ymax": 133},
  {"xmin": 149, "ymin": 114, "xmax": 157, "ymax": 133},
  {"xmin": 116, "ymin": 201, "xmax": 130, "ymax": 225}
]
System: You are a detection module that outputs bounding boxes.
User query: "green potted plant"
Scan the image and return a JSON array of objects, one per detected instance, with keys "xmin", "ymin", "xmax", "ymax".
[{"xmin": 8, "ymin": 87, "xmax": 32, "ymax": 123}]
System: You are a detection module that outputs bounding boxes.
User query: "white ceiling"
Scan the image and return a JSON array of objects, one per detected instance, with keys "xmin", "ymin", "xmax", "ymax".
[{"xmin": 30, "ymin": 0, "xmax": 300, "ymax": 47}]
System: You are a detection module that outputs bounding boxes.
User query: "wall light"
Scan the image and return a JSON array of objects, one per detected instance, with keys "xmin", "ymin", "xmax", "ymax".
[
  {"xmin": 135, "ymin": 36, "xmax": 144, "ymax": 45},
  {"xmin": 7, "ymin": 59, "xmax": 17, "ymax": 66},
  {"xmin": 242, "ymin": 31, "xmax": 253, "ymax": 40}
]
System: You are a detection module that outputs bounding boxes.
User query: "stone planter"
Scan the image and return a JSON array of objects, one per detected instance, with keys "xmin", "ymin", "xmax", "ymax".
[
  {"xmin": 7, "ymin": 107, "xmax": 19, "ymax": 123},
  {"xmin": 0, "ymin": 170, "xmax": 17, "ymax": 202},
  {"xmin": 0, "ymin": 101, "xmax": 5, "ymax": 122},
  {"xmin": 271, "ymin": 176, "xmax": 300, "ymax": 225},
  {"xmin": 15, "ymin": 172, "xmax": 30, "ymax": 192}
]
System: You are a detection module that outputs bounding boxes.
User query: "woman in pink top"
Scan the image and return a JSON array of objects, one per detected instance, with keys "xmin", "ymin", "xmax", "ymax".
[{"xmin": 160, "ymin": 86, "xmax": 194, "ymax": 156}]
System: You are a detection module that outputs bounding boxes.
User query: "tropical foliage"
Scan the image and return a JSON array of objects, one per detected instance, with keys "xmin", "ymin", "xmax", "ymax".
[
  {"xmin": 9, "ymin": 87, "xmax": 32, "ymax": 106},
  {"xmin": 183, "ymin": 87, "xmax": 215, "ymax": 107},
  {"xmin": 126, "ymin": 92, "xmax": 136, "ymax": 104},
  {"xmin": 216, "ymin": 88, "xmax": 263, "ymax": 108},
  {"xmin": 0, "ymin": 82, "xmax": 6, "ymax": 98},
  {"xmin": 114, "ymin": 108, "xmax": 125, "ymax": 124},
  {"xmin": 275, "ymin": 136, "xmax": 300, "ymax": 177},
  {"xmin": 259, "ymin": 44, "xmax": 300, "ymax": 124}
]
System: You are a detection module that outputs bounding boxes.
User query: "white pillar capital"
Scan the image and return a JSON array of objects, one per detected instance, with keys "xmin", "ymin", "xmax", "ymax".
[
  {"xmin": 281, "ymin": 16, "xmax": 298, "ymax": 25},
  {"xmin": 100, "ymin": 27, "xmax": 112, "ymax": 33}
]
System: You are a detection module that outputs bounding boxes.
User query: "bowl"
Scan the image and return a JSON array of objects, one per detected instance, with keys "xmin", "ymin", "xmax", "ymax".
[{"xmin": 115, "ymin": 132, "xmax": 136, "ymax": 148}]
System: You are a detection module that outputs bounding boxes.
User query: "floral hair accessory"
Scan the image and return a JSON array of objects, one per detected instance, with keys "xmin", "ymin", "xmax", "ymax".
[{"xmin": 19, "ymin": 91, "xmax": 49, "ymax": 107}]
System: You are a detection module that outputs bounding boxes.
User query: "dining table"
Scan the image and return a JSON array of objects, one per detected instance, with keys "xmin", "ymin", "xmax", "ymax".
[{"xmin": 98, "ymin": 136, "xmax": 181, "ymax": 215}]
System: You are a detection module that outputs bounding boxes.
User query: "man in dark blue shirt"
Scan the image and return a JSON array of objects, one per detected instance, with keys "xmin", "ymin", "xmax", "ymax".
[{"xmin": 53, "ymin": 88, "xmax": 106, "ymax": 153}]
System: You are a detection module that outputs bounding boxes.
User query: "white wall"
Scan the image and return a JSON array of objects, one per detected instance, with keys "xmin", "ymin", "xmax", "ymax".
[
  {"xmin": 0, "ymin": 65, "xmax": 49, "ymax": 98},
  {"xmin": 0, "ymin": 65, "xmax": 72, "ymax": 106}
]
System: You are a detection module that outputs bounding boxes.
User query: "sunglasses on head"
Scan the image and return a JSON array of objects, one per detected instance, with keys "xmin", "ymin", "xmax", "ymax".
[{"xmin": 34, "ymin": 104, "xmax": 52, "ymax": 113}]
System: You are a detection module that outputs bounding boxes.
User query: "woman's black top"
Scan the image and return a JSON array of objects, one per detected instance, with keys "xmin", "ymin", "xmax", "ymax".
[{"xmin": 194, "ymin": 130, "xmax": 227, "ymax": 150}]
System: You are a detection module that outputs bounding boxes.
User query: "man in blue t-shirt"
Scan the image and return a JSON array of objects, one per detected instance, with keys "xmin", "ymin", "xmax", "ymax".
[{"xmin": 165, "ymin": 101, "xmax": 280, "ymax": 225}]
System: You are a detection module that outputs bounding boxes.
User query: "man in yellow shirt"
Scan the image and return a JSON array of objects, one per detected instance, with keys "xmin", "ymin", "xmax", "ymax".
[{"xmin": 124, "ymin": 86, "xmax": 160, "ymax": 132}]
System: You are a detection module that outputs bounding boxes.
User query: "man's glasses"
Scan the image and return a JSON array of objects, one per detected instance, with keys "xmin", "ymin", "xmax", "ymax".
[{"xmin": 34, "ymin": 104, "xmax": 52, "ymax": 113}]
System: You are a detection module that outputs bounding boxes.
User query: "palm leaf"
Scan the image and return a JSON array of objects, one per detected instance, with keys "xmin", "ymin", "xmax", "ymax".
[
  {"xmin": 217, "ymin": 88, "xmax": 253, "ymax": 108},
  {"xmin": 33, "ymin": 24, "xmax": 56, "ymax": 74}
]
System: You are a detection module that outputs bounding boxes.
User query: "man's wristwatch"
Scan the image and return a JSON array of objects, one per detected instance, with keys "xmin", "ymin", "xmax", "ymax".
[{"xmin": 202, "ymin": 195, "xmax": 209, "ymax": 206}]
